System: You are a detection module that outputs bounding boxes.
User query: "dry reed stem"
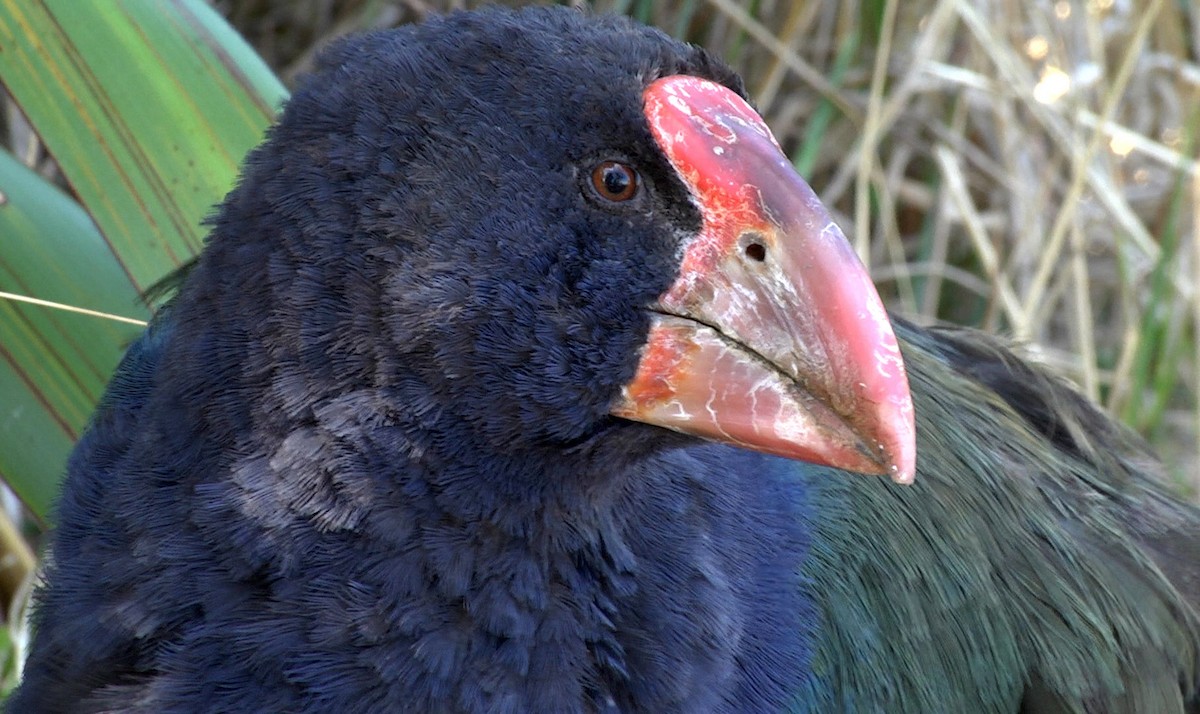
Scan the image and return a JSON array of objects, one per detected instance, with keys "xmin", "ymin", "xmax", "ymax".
[
  {"xmin": 853, "ymin": 0, "xmax": 898, "ymax": 262},
  {"xmin": 935, "ymin": 144, "xmax": 1027, "ymax": 326},
  {"xmin": 1193, "ymin": 164, "xmax": 1200, "ymax": 492}
]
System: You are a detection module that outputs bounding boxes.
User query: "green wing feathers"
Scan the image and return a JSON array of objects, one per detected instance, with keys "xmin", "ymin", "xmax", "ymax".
[{"xmin": 801, "ymin": 319, "xmax": 1199, "ymax": 714}]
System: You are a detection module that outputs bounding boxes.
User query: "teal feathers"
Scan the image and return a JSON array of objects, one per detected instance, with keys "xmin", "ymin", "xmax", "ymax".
[{"xmin": 797, "ymin": 320, "xmax": 1200, "ymax": 713}]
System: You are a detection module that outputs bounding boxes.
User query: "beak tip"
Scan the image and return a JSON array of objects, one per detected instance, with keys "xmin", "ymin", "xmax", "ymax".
[
  {"xmin": 883, "ymin": 412, "xmax": 917, "ymax": 485},
  {"xmin": 863, "ymin": 388, "xmax": 917, "ymax": 484},
  {"xmin": 890, "ymin": 461, "xmax": 915, "ymax": 485}
]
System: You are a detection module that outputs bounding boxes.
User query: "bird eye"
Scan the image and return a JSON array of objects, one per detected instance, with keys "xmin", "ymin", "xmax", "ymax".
[{"xmin": 590, "ymin": 161, "xmax": 640, "ymax": 202}]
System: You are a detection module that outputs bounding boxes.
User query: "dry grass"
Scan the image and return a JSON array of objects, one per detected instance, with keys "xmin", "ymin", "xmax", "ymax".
[
  {"xmin": 215, "ymin": 0, "xmax": 1200, "ymax": 491},
  {"xmin": 689, "ymin": 0, "xmax": 1200, "ymax": 491}
]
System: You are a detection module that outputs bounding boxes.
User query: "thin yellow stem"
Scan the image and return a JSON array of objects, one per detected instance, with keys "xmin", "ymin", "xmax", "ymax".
[{"xmin": 0, "ymin": 291, "xmax": 147, "ymax": 326}]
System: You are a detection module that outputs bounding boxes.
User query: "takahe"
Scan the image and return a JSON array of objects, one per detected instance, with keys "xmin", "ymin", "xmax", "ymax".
[{"xmin": 11, "ymin": 7, "xmax": 1199, "ymax": 713}]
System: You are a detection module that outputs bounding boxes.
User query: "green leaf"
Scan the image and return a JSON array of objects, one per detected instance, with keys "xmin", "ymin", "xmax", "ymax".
[
  {"xmin": 0, "ymin": 0, "xmax": 287, "ymax": 521},
  {"xmin": 0, "ymin": 151, "xmax": 145, "ymax": 522},
  {"xmin": 0, "ymin": 0, "xmax": 286, "ymax": 291}
]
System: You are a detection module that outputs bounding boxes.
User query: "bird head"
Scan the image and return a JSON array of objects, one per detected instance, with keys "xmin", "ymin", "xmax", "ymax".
[{"xmin": 200, "ymin": 8, "xmax": 914, "ymax": 482}]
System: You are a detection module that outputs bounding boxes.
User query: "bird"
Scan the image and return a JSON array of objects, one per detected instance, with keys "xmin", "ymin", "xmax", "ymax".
[{"xmin": 10, "ymin": 6, "xmax": 1200, "ymax": 713}]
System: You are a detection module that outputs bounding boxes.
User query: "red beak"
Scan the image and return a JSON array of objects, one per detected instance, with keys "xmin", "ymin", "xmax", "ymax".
[{"xmin": 611, "ymin": 75, "xmax": 916, "ymax": 484}]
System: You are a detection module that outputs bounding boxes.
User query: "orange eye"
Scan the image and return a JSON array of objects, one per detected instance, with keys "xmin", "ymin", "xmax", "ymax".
[{"xmin": 590, "ymin": 161, "xmax": 640, "ymax": 202}]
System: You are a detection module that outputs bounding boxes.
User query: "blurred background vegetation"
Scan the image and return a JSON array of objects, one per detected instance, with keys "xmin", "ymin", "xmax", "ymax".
[{"xmin": 1, "ymin": 0, "xmax": 1198, "ymax": 696}]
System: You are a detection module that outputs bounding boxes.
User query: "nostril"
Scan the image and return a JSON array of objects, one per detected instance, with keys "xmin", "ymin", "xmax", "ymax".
[{"xmin": 743, "ymin": 240, "xmax": 767, "ymax": 263}]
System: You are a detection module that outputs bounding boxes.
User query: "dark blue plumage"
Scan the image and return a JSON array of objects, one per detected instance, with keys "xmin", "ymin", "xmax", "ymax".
[
  {"xmin": 11, "ymin": 6, "xmax": 1200, "ymax": 714},
  {"xmin": 12, "ymin": 9, "xmax": 813, "ymax": 713}
]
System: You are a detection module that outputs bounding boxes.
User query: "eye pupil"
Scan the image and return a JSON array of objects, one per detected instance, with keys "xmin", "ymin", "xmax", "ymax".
[
  {"xmin": 591, "ymin": 161, "xmax": 639, "ymax": 202},
  {"xmin": 603, "ymin": 166, "xmax": 629, "ymax": 195}
]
